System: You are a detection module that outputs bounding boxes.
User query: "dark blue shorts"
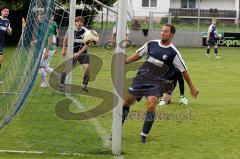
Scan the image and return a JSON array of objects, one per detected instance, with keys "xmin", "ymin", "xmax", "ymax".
[
  {"xmin": 207, "ymin": 39, "xmax": 218, "ymax": 46},
  {"xmin": 166, "ymin": 79, "xmax": 177, "ymax": 95},
  {"xmin": 128, "ymin": 75, "xmax": 174, "ymax": 99}
]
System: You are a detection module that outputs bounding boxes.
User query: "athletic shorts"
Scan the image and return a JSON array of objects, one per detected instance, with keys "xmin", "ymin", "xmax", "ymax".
[
  {"xmin": 166, "ymin": 79, "xmax": 177, "ymax": 95},
  {"xmin": 40, "ymin": 48, "xmax": 54, "ymax": 67},
  {"xmin": 73, "ymin": 53, "xmax": 90, "ymax": 65},
  {"xmin": 128, "ymin": 75, "xmax": 173, "ymax": 99},
  {"xmin": 53, "ymin": 35, "xmax": 57, "ymax": 44},
  {"xmin": 208, "ymin": 38, "xmax": 218, "ymax": 46}
]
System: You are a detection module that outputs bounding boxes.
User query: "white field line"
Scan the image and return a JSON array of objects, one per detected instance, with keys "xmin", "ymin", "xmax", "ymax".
[
  {"xmin": 0, "ymin": 149, "xmax": 86, "ymax": 156},
  {"xmin": 67, "ymin": 95, "xmax": 111, "ymax": 147}
]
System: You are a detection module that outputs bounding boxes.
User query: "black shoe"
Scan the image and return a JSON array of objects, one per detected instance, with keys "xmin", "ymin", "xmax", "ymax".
[
  {"xmin": 109, "ymin": 134, "xmax": 112, "ymax": 141},
  {"xmin": 141, "ymin": 135, "xmax": 147, "ymax": 144},
  {"xmin": 59, "ymin": 82, "xmax": 64, "ymax": 92},
  {"xmin": 82, "ymin": 85, "xmax": 88, "ymax": 92}
]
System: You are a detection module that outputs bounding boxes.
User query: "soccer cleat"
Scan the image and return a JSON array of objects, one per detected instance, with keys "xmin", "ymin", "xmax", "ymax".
[
  {"xmin": 205, "ymin": 54, "xmax": 210, "ymax": 58},
  {"xmin": 215, "ymin": 55, "xmax": 221, "ymax": 59},
  {"xmin": 179, "ymin": 96, "xmax": 188, "ymax": 106},
  {"xmin": 58, "ymin": 82, "xmax": 64, "ymax": 92},
  {"xmin": 40, "ymin": 82, "xmax": 49, "ymax": 88},
  {"xmin": 82, "ymin": 85, "xmax": 89, "ymax": 92},
  {"xmin": 109, "ymin": 134, "xmax": 112, "ymax": 141},
  {"xmin": 140, "ymin": 135, "xmax": 147, "ymax": 144},
  {"xmin": 158, "ymin": 98, "xmax": 166, "ymax": 106},
  {"xmin": 0, "ymin": 81, "xmax": 3, "ymax": 84}
]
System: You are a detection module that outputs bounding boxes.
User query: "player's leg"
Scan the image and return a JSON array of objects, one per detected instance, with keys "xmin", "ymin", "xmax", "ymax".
[
  {"xmin": 59, "ymin": 55, "xmax": 70, "ymax": 88},
  {"xmin": 77, "ymin": 53, "xmax": 90, "ymax": 92},
  {"xmin": 45, "ymin": 66, "xmax": 54, "ymax": 74},
  {"xmin": 39, "ymin": 49, "xmax": 53, "ymax": 87},
  {"xmin": 45, "ymin": 50, "xmax": 54, "ymax": 74},
  {"xmin": 38, "ymin": 67, "xmax": 48, "ymax": 87},
  {"xmin": 159, "ymin": 79, "xmax": 176, "ymax": 106},
  {"xmin": 141, "ymin": 96, "xmax": 158, "ymax": 143},
  {"xmin": 82, "ymin": 63, "xmax": 90, "ymax": 92},
  {"xmin": 122, "ymin": 93, "xmax": 137, "ymax": 124},
  {"xmin": 159, "ymin": 93, "xmax": 171, "ymax": 106},
  {"xmin": 214, "ymin": 44, "xmax": 220, "ymax": 58},
  {"xmin": 109, "ymin": 92, "xmax": 136, "ymax": 141},
  {"xmin": 206, "ymin": 45, "xmax": 210, "ymax": 57}
]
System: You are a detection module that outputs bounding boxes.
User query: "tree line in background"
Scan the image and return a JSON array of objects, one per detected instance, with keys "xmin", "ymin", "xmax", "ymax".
[{"xmin": 1, "ymin": 0, "xmax": 116, "ymax": 44}]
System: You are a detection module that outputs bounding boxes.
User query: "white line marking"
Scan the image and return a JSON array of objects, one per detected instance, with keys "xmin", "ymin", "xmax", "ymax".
[{"xmin": 67, "ymin": 95, "xmax": 111, "ymax": 147}]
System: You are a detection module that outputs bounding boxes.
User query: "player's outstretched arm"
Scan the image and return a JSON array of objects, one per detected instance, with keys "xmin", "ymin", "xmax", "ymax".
[
  {"xmin": 182, "ymin": 71, "xmax": 199, "ymax": 98},
  {"xmin": 125, "ymin": 52, "xmax": 142, "ymax": 64}
]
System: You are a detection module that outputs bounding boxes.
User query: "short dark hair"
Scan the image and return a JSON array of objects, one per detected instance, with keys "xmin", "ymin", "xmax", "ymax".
[
  {"xmin": 1, "ymin": 7, "xmax": 9, "ymax": 12},
  {"xmin": 75, "ymin": 16, "xmax": 84, "ymax": 22},
  {"xmin": 164, "ymin": 24, "xmax": 176, "ymax": 34}
]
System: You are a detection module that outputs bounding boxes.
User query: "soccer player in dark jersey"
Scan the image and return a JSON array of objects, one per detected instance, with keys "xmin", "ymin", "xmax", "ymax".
[
  {"xmin": 159, "ymin": 67, "xmax": 188, "ymax": 106},
  {"xmin": 206, "ymin": 18, "xmax": 220, "ymax": 58},
  {"xmin": 122, "ymin": 24, "xmax": 199, "ymax": 143},
  {"xmin": 60, "ymin": 16, "xmax": 90, "ymax": 92},
  {"xmin": 0, "ymin": 7, "xmax": 12, "ymax": 83}
]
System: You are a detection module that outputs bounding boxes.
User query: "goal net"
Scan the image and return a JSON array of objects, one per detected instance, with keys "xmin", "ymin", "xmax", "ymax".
[{"xmin": 0, "ymin": 0, "xmax": 126, "ymax": 156}]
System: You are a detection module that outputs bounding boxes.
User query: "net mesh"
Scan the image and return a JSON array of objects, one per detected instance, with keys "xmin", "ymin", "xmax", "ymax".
[{"xmin": 0, "ymin": 0, "xmax": 118, "ymax": 155}]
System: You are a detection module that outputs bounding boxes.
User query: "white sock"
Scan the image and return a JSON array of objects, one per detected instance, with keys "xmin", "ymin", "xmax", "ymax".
[{"xmin": 39, "ymin": 68, "xmax": 47, "ymax": 83}]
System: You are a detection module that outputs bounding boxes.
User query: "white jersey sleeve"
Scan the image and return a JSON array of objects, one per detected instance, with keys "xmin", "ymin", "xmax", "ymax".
[
  {"xmin": 171, "ymin": 45, "xmax": 187, "ymax": 72},
  {"xmin": 208, "ymin": 24, "xmax": 213, "ymax": 33},
  {"xmin": 136, "ymin": 42, "xmax": 148, "ymax": 57}
]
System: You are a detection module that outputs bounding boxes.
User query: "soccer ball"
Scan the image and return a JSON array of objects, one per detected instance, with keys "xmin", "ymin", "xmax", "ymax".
[{"xmin": 83, "ymin": 30, "xmax": 99, "ymax": 46}]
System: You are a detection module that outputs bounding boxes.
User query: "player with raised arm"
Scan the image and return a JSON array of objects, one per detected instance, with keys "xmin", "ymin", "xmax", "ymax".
[
  {"xmin": 59, "ymin": 16, "xmax": 90, "ymax": 92},
  {"xmin": 122, "ymin": 24, "xmax": 199, "ymax": 143}
]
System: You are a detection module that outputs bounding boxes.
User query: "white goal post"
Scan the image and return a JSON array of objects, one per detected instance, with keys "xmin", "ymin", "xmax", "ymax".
[{"xmin": 112, "ymin": 0, "xmax": 128, "ymax": 156}]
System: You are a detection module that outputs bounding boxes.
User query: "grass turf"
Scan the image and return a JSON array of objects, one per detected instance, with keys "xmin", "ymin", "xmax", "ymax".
[{"xmin": 0, "ymin": 46, "xmax": 240, "ymax": 158}]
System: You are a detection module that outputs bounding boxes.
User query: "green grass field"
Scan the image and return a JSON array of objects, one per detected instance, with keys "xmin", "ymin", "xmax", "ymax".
[{"xmin": 0, "ymin": 46, "xmax": 240, "ymax": 159}]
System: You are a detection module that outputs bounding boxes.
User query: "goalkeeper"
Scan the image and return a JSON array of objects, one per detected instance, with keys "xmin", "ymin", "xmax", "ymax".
[{"xmin": 159, "ymin": 67, "xmax": 188, "ymax": 106}]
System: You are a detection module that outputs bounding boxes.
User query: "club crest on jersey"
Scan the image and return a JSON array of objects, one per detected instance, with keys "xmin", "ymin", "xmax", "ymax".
[{"xmin": 163, "ymin": 55, "xmax": 168, "ymax": 60}]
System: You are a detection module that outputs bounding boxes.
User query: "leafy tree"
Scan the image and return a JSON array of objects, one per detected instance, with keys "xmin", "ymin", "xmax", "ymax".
[{"xmin": 0, "ymin": 0, "xmax": 29, "ymax": 10}]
